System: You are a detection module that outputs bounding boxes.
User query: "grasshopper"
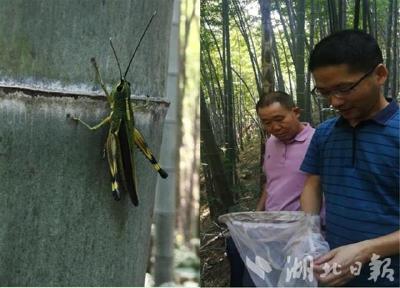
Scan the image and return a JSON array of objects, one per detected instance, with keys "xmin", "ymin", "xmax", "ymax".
[{"xmin": 70, "ymin": 11, "xmax": 167, "ymax": 206}]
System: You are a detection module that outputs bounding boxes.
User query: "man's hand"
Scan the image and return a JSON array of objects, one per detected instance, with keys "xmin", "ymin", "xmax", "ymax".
[{"xmin": 313, "ymin": 242, "xmax": 370, "ymax": 286}]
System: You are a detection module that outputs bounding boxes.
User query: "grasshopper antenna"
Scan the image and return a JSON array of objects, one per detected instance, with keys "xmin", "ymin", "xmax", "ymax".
[
  {"xmin": 124, "ymin": 11, "xmax": 157, "ymax": 78},
  {"xmin": 109, "ymin": 38, "xmax": 123, "ymax": 80}
]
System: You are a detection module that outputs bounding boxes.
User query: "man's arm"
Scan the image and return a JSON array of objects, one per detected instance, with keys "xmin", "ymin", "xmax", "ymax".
[
  {"xmin": 302, "ymin": 174, "xmax": 400, "ymax": 286},
  {"xmin": 300, "ymin": 174, "xmax": 322, "ymax": 214},
  {"xmin": 314, "ymin": 230, "xmax": 400, "ymax": 286},
  {"xmin": 255, "ymin": 187, "xmax": 267, "ymax": 211},
  {"xmin": 363, "ymin": 230, "xmax": 400, "ymax": 259}
]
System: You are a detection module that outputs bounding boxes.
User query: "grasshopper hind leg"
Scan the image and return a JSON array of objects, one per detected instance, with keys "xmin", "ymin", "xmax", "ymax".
[
  {"xmin": 133, "ymin": 128, "xmax": 168, "ymax": 178},
  {"xmin": 111, "ymin": 176, "xmax": 121, "ymax": 201},
  {"xmin": 106, "ymin": 133, "xmax": 124, "ymax": 202}
]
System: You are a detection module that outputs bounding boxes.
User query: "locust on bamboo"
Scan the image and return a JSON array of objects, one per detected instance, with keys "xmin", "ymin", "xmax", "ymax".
[{"xmin": 69, "ymin": 11, "xmax": 167, "ymax": 206}]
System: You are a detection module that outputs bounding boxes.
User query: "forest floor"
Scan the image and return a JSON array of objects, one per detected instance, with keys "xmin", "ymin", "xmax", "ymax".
[{"xmin": 200, "ymin": 136, "xmax": 262, "ymax": 287}]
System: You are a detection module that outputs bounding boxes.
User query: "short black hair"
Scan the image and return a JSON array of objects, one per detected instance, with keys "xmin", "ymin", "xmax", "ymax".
[
  {"xmin": 256, "ymin": 91, "xmax": 295, "ymax": 112},
  {"xmin": 309, "ymin": 29, "xmax": 383, "ymax": 73}
]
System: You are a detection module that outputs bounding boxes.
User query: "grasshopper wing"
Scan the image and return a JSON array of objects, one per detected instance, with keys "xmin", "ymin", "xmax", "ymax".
[{"xmin": 117, "ymin": 119, "xmax": 139, "ymax": 206}]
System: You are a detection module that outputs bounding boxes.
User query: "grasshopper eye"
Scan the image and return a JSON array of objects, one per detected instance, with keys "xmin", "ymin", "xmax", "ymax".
[{"xmin": 117, "ymin": 84, "xmax": 123, "ymax": 92}]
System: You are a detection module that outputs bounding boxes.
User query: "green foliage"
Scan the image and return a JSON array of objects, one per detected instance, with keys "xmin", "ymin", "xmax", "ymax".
[
  {"xmin": 174, "ymin": 242, "xmax": 200, "ymax": 282},
  {"xmin": 202, "ymin": 0, "xmax": 262, "ymax": 148},
  {"xmin": 202, "ymin": 0, "xmax": 397, "ymax": 136}
]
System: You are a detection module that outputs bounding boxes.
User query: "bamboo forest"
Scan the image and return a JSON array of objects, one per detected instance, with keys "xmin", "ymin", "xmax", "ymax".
[{"xmin": 200, "ymin": 0, "xmax": 399, "ymax": 286}]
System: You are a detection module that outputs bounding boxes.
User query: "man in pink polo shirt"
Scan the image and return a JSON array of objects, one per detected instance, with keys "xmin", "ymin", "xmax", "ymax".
[
  {"xmin": 256, "ymin": 91, "xmax": 315, "ymax": 212},
  {"xmin": 227, "ymin": 91, "xmax": 322, "ymax": 287}
]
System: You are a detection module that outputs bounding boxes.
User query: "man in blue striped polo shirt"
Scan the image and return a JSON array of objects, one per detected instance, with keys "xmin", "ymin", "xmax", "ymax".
[{"xmin": 300, "ymin": 30, "xmax": 399, "ymax": 287}]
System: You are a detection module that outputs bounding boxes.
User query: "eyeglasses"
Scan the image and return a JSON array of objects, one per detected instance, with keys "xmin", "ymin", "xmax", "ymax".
[{"xmin": 311, "ymin": 64, "xmax": 380, "ymax": 99}]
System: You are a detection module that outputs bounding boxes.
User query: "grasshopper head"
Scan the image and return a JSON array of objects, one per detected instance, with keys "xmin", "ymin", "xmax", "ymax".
[{"xmin": 114, "ymin": 79, "xmax": 131, "ymax": 100}]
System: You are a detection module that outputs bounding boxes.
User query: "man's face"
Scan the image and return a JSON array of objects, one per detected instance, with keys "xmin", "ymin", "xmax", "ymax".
[
  {"xmin": 312, "ymin": 64, "xmax": 388, "ymax": 126},
  {"xmin": 257, "ymin": 102, "xmax": 301, "ymax": 142}
]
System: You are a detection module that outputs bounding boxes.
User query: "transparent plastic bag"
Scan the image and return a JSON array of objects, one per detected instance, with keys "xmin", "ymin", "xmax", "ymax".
[{"xmin": 219, "ymin": 211, "xmax": 329, "ymax": 287}]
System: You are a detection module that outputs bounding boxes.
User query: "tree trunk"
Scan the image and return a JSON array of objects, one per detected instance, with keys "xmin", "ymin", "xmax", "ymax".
[
  {"xmin": 354, "ymin": 0, "xmax": 361, "ymax": 29},
  {"xmin": 201, "ymin": 38, "xmax": 225, "ymax": 145},
  {"xmin": 278, "ymin": 31, "xmax": 294, "ymax": 96},
  {"xmin": 232, "ymin": 0, "xmax": 262, "ymax": 97},
  {"xmin": 259, "ymin": 0, "xmax": 275, "ymax": 95},
  {"xmin": 0, "ymin": 1, "xmax": 172, "ymax": 286},
  {"xmin": 222, "ymin": 0, "xmax": 237, "ymax": 189},
  {"xmin": 391, "ymin": 0, "xmax": 398, "ymax": 99},
  {"xmin": 373, "ymin": 0, "xmax": 378, "ymax": 38},
  {"xmin": 338, "ymin": 0, "xmax": 346, "ymax": 30},
  {"xmin": 153, "ymin": 0, "xmax": 180, "ymax": 285},
  {"xmin": 284, "ymin": 0, "xmax": 297, "ymax": 49},
  {"xmin": 237, "ymin": 50, "xmax": 244, "ymax": 151},
  {"xmin": 366, "ymin": 0, "xmax": 375, "ymax": 38},
  {"xmin": 328, "ymin": 0, "xmax": 338, "ymax": 33},
  {"xmin": 200, "ymin": 90, "xmax": 234, "ymax": 219},
  {"xmin": 271, "ymin": 21, "xmax": 285, "ymax": 91},
  {"xmin": 179, "ymin": 0, "xmax": 199, "ymax": 248},
  {"xmin": 259, "ymin": 0, "xmax": 274, "ymax": 190},
  {"xmin": 295, "ymin": 0, "xmax": 307, "ymax": 120},
  {"xmin": 307, "ymin": 0, "xmax": 316, "ymax": 125},
  {"xmin": 201, "ymin": 58, "xmax": 223, "ymax": 144},
  {"xmin": 275, "ymin": 0, "xmax": 295, "ymax": 61},
  {"xmin": 203, "ymin": 17, "xmax": 227, "ymax": 123},
  {"xmin": 362, "ymin": 0, "xmax": 368, "ymax": 32},
  {"xmin": 317, "ymin": 0, "xmax": 326, "ymax": 40},
  {"xmin": 384, "ymin": 0, "xmax": 394, "ymax": 97}
]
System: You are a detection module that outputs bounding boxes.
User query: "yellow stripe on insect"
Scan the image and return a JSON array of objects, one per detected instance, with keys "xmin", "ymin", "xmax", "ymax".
[
  {"xmin": 108, "ymin": 133, "xmax": 118, "ymax": 177},
  {"xmin": 125, "ymin": 98, "xmax": 131, "ymax": 121},
  {"xmin": 134, "ymin": 130, "xmax": 151, "ymax": 157},
  {"xmin": 112, "ymin": 181, "xmax": 119, "ymax": 191},
  {"xmin": 110, "ymin": 163, "xmax": 117, "ymax": 176},
  {"xmin": 132, "ymin": 128, "xmax": 168, "ymax": 178}
]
